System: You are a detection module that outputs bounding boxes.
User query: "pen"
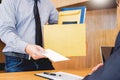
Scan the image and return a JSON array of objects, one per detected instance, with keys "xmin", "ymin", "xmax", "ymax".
[
  {"xmin": 43, "ymin": 72, "xmax": 61, "ymax": 77},
  {"xmin": 43, "ymin": 72, "xmax": 56, "ymax": 76},
  {"xmin": 28, "ymin": 55, "xmax": 31, "ymax": 60}
]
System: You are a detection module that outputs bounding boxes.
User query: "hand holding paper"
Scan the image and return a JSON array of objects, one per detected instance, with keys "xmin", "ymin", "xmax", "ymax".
[{"xmin": 42, "ymin": 49, "xmax": 70, "ymax": 62}]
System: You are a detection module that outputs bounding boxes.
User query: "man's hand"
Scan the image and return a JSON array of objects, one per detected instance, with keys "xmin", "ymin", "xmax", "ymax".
[
  {"xmin": 25, "ymin": 44, "xmax": 46, "ymax": 60},
  {"xmin": 92, "ymin": 63, "xmax": 103, "ymax": 73}
]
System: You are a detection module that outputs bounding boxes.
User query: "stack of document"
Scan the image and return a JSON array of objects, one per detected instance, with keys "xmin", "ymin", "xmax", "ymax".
[{"xmin": 35, "ymin": 71, "xmax": 84, "ymax": 80}]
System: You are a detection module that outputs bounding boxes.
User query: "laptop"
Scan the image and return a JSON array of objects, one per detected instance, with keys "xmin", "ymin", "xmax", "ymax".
[{"xmin": 100, "ymin": 46, "xmax": 114, "ymax": 63}]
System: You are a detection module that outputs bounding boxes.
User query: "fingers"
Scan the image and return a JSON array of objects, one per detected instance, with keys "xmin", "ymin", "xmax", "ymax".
[
  {"xmin": 36, "ymin": 45, "xmax": 46, "ymax": 54},
  {"xmin": 32, "ymin": 52, "xmax": 45, "ymax": 60},
  {"xmin": 31, "ymin": 47, "xmax": 46, "ymax": 60},
  {"xmin": 92, "ymin": 63, "xmax": 103, "ymax": 73},
  {"xmin": 25, "ymin": 44, "xmax": 46, "ymax": 60},
  {"xmin": 36, "ymin": 45, "xmax": 43, "ymax": 50}
]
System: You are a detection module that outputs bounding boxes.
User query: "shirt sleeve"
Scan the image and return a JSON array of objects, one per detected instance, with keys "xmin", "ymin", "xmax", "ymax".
[
  {"xmin": 48, "ymin": 0, "xmax": 58, "ymax": 24},
  {"xmin": 0, "ymin": 0, "xmax": 28, "ymax": 53},
  {"xmin": 82, "ymin": 47, "xmax": 120, "ymax": 80}
]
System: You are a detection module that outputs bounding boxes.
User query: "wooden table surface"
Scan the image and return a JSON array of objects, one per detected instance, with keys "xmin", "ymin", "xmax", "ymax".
[{"xmin": 0, "ymin": 69, "xmax": 92, "ymax": 80}]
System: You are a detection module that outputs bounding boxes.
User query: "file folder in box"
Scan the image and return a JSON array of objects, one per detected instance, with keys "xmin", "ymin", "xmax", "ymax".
[{"xmin": 58, "ymin": 10, "xmax": 81, "ymax": 24}]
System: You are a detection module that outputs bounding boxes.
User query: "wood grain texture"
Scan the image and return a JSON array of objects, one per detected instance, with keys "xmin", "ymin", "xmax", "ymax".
[
  {"xmin": 53, "ymin": 8, "xmax": 118, "ymax": 70},
  {"xmin": 0, "ymin": 69, "xmax": 92, "ymax": 79},
  {"xmin": 51, "ymin": 0, "xmax": 89, "ymax": 8},
  {"xmin": 117, "ymin": 3, "xmax": 120, "ymax": 30}
]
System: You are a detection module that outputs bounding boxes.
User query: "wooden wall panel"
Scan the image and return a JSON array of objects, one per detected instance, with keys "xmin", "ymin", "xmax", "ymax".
[
  {"xmin": 86, "ymin": 8, "xmax": 118, "ymax": 66},
  {"xmin": 117, "ymin": 3, "xmax": 120, "ymax": 29},
  {"xmin": 51, "ymin": 0, "xmax": 89, "ymax": 8},
  {"xmin": 53, "ymin": 8, "xmax": 118, "ymax": 70}
]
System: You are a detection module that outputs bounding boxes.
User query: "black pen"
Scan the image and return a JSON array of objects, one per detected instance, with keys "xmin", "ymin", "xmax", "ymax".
[{"xmin": 43, "ymin": 72, "xmax": 61, "ymax": 77}]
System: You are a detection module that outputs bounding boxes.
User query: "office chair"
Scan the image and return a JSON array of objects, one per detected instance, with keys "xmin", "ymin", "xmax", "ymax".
[{"xmin": 100, "ymin": 46, "xmax": 114, "ymax": 63}]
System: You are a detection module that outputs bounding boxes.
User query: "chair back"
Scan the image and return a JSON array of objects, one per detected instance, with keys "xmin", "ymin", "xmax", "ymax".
[{"xmin": 100, "ymin": 46, "xmax": 114, "ymax": 63}]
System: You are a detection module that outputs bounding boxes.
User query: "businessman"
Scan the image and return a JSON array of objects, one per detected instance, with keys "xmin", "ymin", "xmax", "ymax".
[
  {"xmin": 0, "ymin": 0, "xmax": 58, "ymax": 72},
  {"xmin": 83, "ymin": 31, "xmax": 120, "ymax": 80}
]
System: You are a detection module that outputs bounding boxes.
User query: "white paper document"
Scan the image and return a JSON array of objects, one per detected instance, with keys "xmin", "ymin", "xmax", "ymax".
[
  {"xmin": 42, "ymin": 49, "xmax": 70, "ymax": 62},
  {"xmin": 35, "ymin": 71, "xmax": 84, "ymax": 80}
]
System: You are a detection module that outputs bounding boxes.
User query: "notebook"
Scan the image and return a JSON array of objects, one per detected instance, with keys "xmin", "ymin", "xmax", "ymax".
[{"xmin": 100, "ymin": 46, "xmax": 114, "ymax": 63}]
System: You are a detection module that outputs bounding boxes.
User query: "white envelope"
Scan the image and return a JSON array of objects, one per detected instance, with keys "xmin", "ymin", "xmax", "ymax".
[{"xmin": 43, "ymin": 49, "xmax": 70, "ymax": 62}]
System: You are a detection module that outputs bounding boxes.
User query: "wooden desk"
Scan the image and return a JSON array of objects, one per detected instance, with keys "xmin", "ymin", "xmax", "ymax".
[{"xmin": 0, "ymin": 69, "xmax": 91, "ymax": 80}]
